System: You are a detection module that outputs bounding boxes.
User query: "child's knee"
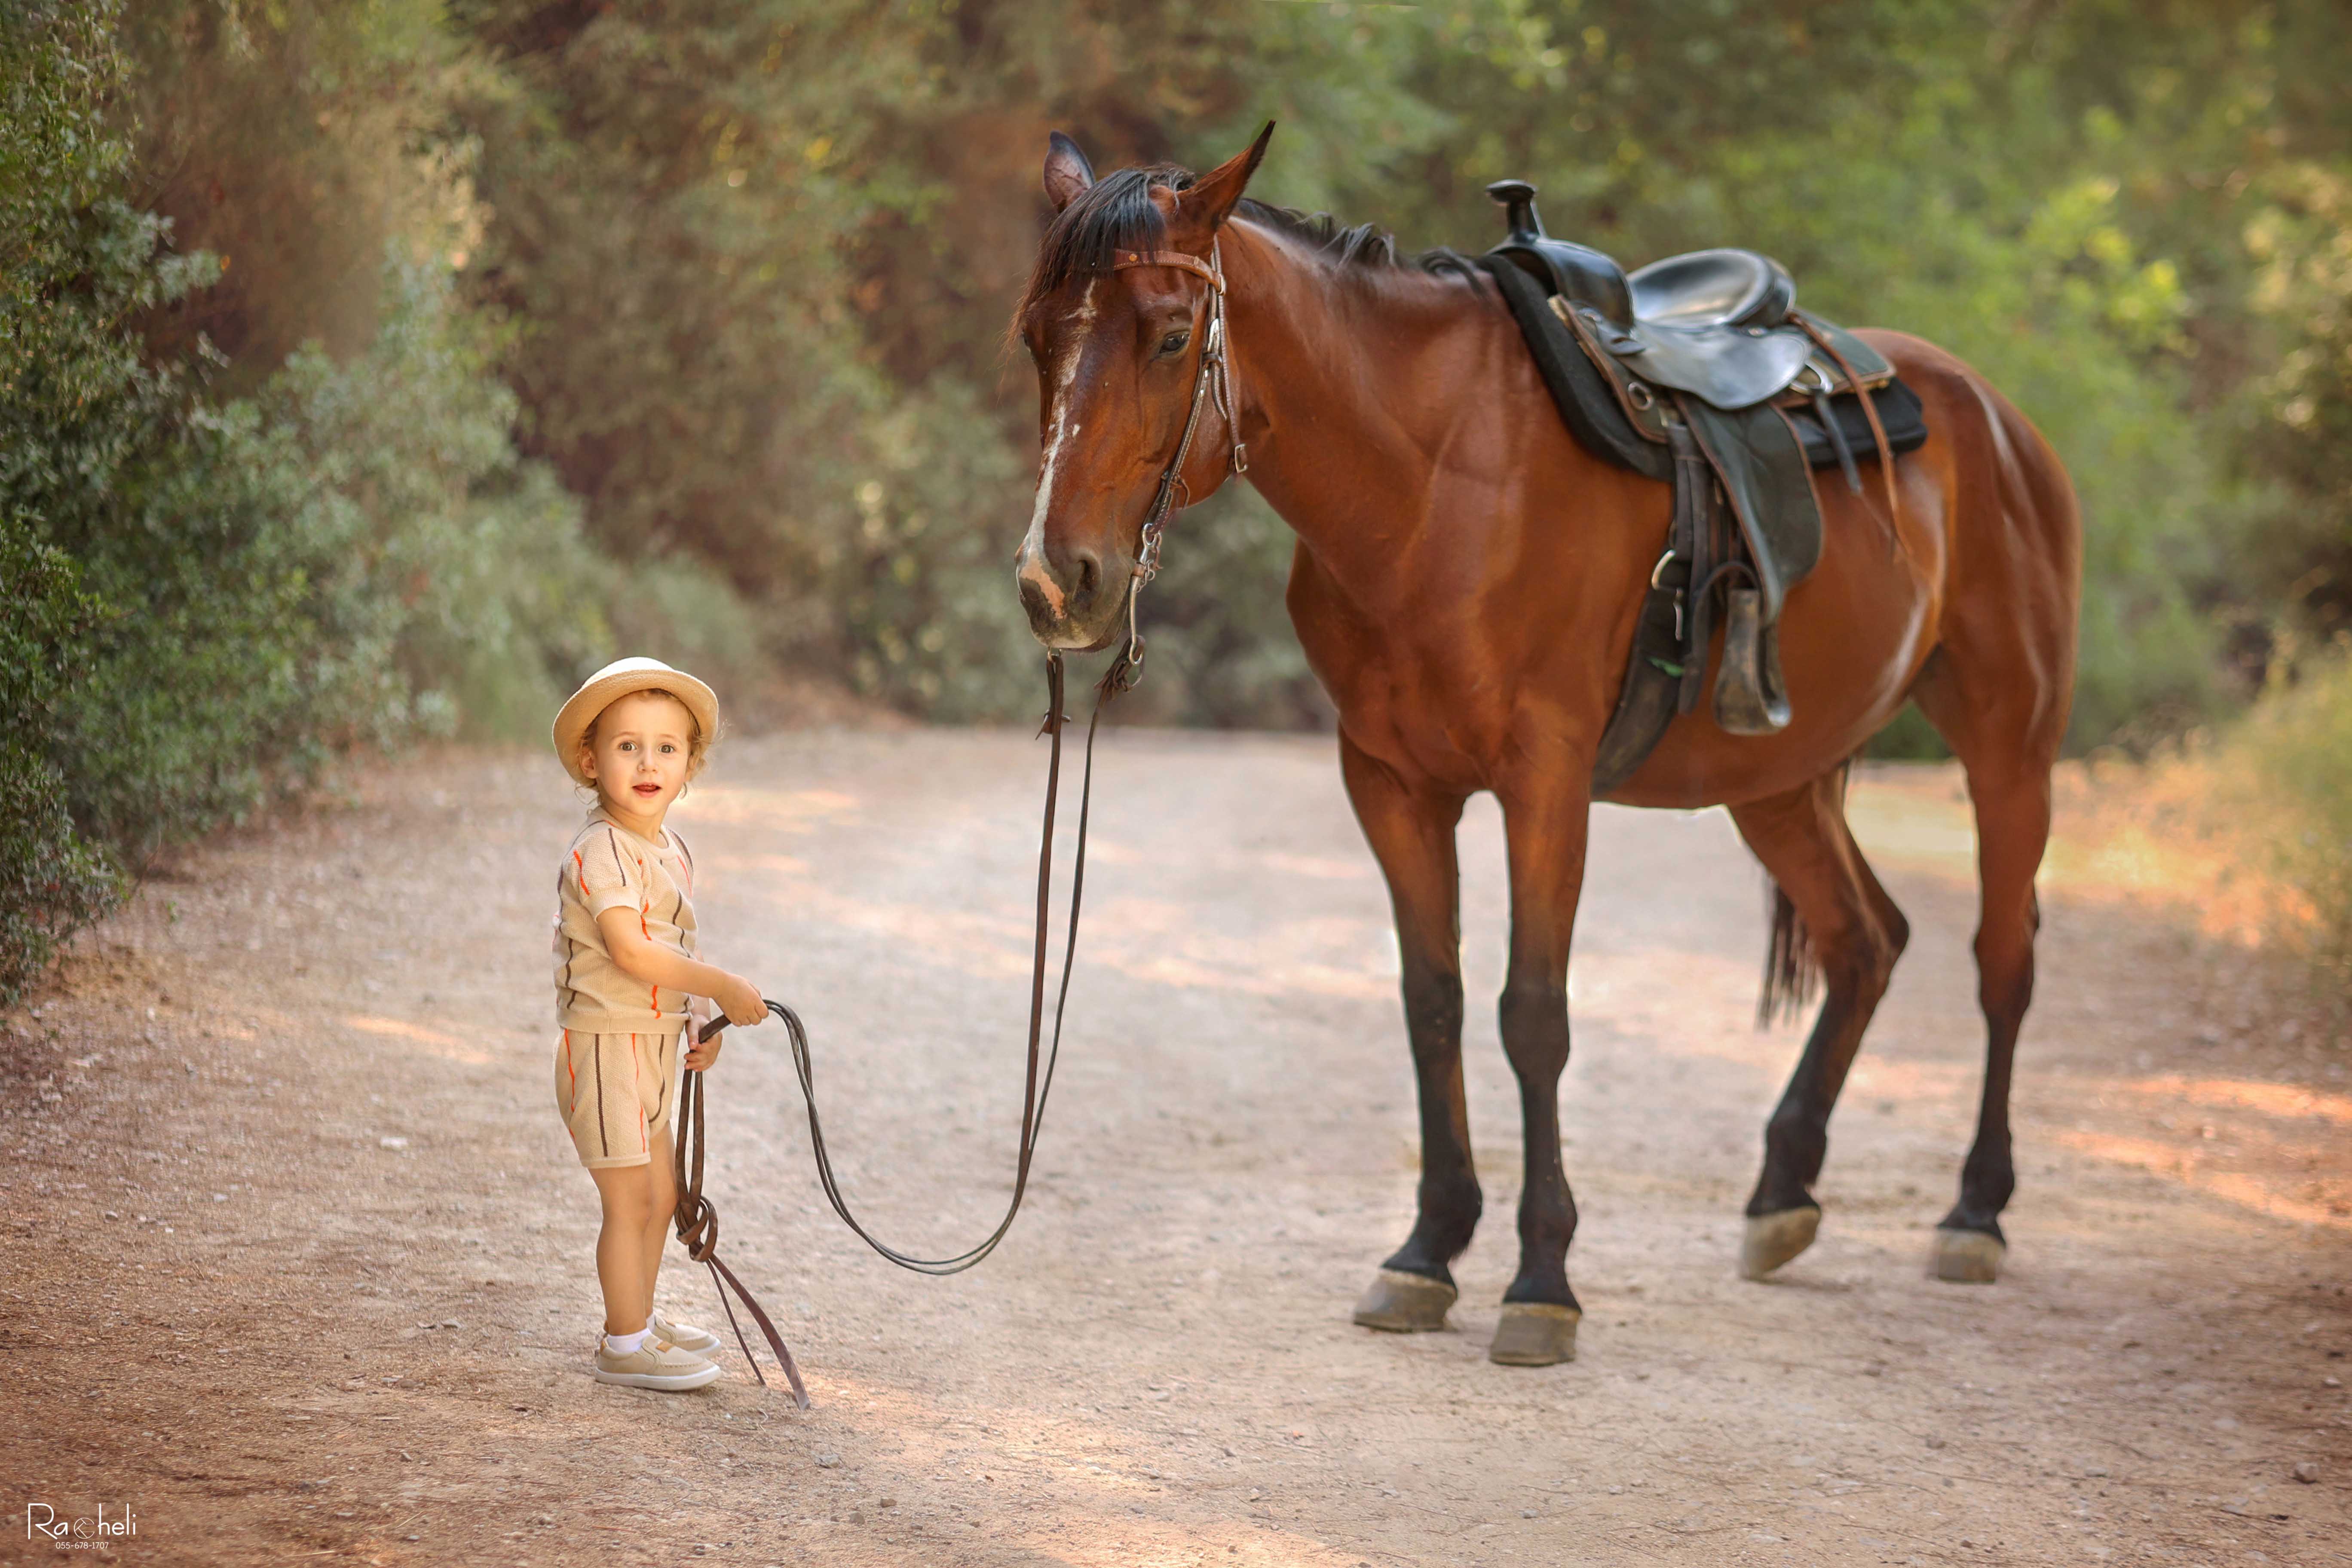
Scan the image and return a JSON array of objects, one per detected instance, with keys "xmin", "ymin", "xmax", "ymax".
[{"xmin": 591, "ymin": 1161, "xmax": 656, "ymax": 1221}]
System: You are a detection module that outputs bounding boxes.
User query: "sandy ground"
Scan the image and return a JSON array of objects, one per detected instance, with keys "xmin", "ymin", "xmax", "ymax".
[{"xmin": 2, "ymin": 725, "xmax": 2348, "ymax": 1568}]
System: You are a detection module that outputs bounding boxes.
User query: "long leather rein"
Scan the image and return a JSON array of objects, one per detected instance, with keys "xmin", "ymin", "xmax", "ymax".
[
  {"xmin": 671, "ymin": 244, "xmax": 1240, "ymax": 1404},
  {"xmin": 671, "ymin": 653, "xmax": 1105, "ymax": 1408}
]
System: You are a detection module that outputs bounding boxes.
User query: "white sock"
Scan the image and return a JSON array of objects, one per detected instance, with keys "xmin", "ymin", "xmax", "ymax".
[{"xmin": 603, "ymin": 1328, "xmax": 650, "ymax": 1356}]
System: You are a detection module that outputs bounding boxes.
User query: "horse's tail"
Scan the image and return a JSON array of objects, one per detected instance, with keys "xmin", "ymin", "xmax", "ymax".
[{"xmin": 1758, "ymin": 880, "xmax": 1819, "ymax": 1027}]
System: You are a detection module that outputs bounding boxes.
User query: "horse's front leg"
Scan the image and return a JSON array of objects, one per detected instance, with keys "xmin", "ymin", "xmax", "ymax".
[
  {"xmin": 1488, "ymin": 781, "xmax": 1590, "ymax": 1366},
  {"xmin": 1337, "ymin": 733, "xmax": 1476, "ymax": 1335}
]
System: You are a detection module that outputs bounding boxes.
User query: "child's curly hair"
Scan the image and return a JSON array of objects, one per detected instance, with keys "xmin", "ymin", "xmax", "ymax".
[{"xmin": 574, "ymin": 686, "xmax": 717, "ymax": 797}]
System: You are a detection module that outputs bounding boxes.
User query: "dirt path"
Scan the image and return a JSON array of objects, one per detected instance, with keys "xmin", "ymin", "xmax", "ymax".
[{"xmin": 3, "ymin": 727, "xmax": 2348, "ymax": 1567}]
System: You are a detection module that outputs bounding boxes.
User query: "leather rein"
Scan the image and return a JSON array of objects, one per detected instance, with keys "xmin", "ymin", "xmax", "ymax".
[{"xmin": 671, "ymin": 242, "xmax": 1243, "ymax": 1405}]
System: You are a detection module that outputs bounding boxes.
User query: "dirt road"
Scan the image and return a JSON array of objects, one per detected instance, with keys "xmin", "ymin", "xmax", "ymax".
[{"xmin": 3, "ymin": 726, "xmax": 2348, "ymax": 1566}]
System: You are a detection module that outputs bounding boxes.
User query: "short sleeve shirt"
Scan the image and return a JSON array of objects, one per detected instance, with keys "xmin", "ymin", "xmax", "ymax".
[{"xmin": 554, "ymin": 809, "xmax": 699, "ymax": 1035}]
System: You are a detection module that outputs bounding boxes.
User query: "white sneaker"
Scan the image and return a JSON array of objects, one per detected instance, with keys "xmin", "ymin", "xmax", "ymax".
[
  {"xmin": 594, "ymin": 1336, "xmax": 721, "ymax": 1391},
  {"xmin": 649, "ymin": 1305, "xmax": 721, "ymax": 1355}
]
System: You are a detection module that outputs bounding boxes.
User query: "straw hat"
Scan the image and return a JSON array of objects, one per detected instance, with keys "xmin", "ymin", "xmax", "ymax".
[{"xmin": 551, "ymin": 657, "xmax": 720, "ymax": 786}]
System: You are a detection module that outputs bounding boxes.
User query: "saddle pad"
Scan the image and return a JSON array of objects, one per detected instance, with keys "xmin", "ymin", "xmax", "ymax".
[
  {"xmin": 1786, "ymin": 376, "xmax": 1928, "ymax": 470},
  {"xmin": 1479, "ymin": 257, "xmax": 1672, "ymax": 483}
]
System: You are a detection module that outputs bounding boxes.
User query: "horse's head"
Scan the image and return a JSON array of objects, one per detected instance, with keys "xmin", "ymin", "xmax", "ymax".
[{"xmin": 1010, "ymin": 126, "xmax": 1272, "ymax": 650}]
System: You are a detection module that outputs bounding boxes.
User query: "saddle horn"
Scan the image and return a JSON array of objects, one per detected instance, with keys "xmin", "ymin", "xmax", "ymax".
[
  {"xmin": 1486, "ymin": 179, "xmax": 1544, "ymax": 245},
  {"xmin": 1484, "ymin": 177, "xmax": 1635, "ymax": 331}
]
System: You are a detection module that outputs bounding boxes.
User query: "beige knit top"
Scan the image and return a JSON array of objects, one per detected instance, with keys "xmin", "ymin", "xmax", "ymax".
[{"xmin": 553, "ymin": 808, "xmax": 698, "ymax": 1036}]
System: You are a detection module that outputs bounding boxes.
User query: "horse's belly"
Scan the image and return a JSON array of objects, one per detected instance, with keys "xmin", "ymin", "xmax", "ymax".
[{"xmin": 1605, "ymin": 547, "xmax": 1941, "ymax": 810}]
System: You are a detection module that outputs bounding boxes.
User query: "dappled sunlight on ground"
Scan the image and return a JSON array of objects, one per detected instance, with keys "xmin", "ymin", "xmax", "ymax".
[
  {"xmin": 675, "ymin": 784, "xmax": 863, "ymax": 831},
  {"xmin": 4, "ymin": 730, "xmax": 2345, "ymax": 1566},
  {"xmin": 2126, "ymin": 1074, "xmax": 2352, "ymax": 1127},
  {"xmin": 2048, "ymin": 1128, "xmax": 2352, "ymax": 1232},
  {"xmin": 809, "ymin": 1375, "xmax": 1387, "ymax": 1567},
  {"xmin": 342, "ymin": 1014, "xmax": 495, "ymax": 1066}
]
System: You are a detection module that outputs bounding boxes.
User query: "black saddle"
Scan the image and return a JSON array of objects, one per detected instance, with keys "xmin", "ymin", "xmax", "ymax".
[
  {"xmin": 1475, "ymin": 178, "xmax": 1929, "ymax": 789},
  {"xmin": 1485, "ymin": 178, "xmax": 1883, "ymax": 415}
]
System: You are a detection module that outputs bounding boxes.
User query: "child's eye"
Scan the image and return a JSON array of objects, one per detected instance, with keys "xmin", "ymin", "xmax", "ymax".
[{"xmin": 660, "ymin": 743, "xmax": 677, "ymax": 753}]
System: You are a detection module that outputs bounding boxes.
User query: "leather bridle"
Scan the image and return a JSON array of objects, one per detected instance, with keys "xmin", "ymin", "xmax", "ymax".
[
  {"xmin": 1098, "ymin": 240, "xmax": 1247, "ymax": 689},
  {"xmin": 674, "ymin": 242, "xmax": 1247, "ymax": 1406}
]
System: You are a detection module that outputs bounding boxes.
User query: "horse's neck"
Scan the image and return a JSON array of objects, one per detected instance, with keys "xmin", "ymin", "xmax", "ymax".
[{"xmin": 1223, "ymin": 224, "xmax": 1491, "ymax": 592}]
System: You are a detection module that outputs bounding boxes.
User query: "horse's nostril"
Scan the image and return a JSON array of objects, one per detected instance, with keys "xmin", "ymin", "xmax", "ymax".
[{"xmin": 1072, "ymin": 551, "xmax": 1100, "ymax": 597}]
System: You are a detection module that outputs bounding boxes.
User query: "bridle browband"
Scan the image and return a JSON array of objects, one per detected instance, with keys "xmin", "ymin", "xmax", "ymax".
[{"xmin": 1098, "ymin": 241, "xmax": 1246, "ymax": 691}]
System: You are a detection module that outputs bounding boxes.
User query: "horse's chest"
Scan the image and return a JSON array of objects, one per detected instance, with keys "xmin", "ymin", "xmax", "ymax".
[
  {"xmin": 1286, "ymin": 534, "xmax": 1596, "ymax": 794},
  {"xmin": 1318, "ymin": 637, "xmax": 1517, "ymax": 790}
]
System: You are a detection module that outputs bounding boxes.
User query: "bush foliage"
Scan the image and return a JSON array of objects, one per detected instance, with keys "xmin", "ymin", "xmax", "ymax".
[
  {"xmin": 2221, "ymin": 656, "xmax": 2352, "ymax": 983},
  {"xmin": 2, "ymin": 1, "xmax": 154, "ymax": 995},
  {"xmin": 0, "ymin": 4, "xmax": 626, "ymax": 998}
]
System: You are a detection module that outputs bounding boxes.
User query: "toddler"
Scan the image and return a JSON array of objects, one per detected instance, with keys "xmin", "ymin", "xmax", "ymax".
[{"xmin": 549, "ymin": 657, "xmax": 766, "ymax": 1390}]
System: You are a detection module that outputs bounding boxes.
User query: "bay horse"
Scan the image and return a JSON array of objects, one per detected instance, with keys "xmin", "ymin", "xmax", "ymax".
[{"xmin": 1010, "ymin": 126, "xmax": 2079, "ymax": 1366}]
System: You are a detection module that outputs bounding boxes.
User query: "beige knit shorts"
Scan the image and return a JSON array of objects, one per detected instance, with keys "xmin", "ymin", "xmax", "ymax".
[{"xmin": 555, "ymin": 1028, "xmax": 680, "ymax": 1170}]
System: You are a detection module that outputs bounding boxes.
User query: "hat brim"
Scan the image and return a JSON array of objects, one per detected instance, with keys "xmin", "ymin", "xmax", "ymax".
[{"xmin": 552, "ymin": 662, "xmax": 721, "ymax": 785}]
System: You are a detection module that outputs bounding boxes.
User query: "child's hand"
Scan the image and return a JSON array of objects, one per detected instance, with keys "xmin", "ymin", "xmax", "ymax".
[
  {"xmin": 715, "ymin": 973, "xmax": 766, "ymax": 1028},
  {"xmin": 684, "ymin": 1030, "xmax": 723, "ymax": 1072}
]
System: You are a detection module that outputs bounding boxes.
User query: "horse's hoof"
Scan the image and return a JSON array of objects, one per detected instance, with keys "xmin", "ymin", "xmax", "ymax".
[
  {"xmin": 1740, "ymin": 1205, "xmax": 1822, "ymax": 1280},
  {"xmin": 1488, "ymin": 1303, "xmax": 1579, "ymax": 1366},
  {"xmin": 1933, "ymin": 1228, "xmax": 2005, "ymax": 1283},
  {"xmin": 1352, "ymin": 1268, "xmax": 1457, "ymax": 1332}
]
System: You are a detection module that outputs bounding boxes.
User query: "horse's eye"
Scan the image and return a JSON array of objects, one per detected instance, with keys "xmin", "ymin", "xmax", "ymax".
[{"xmin": 1158, "ymin": 330, "xmax": 1191, "ymax": 358}]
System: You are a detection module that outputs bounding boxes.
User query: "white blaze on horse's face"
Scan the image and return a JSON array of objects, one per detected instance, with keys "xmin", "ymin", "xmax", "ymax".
[
  {"xmin": 1013, "ymin": 257, "xmax": 1217, "ymax": 651},
  {"xmin": 1015, "ymin": 273, "xmax": 1152, "ymax": 652},
  {"xmin": 1017, "ymin": 279, "xmax": 1097, "ymax": 622}
]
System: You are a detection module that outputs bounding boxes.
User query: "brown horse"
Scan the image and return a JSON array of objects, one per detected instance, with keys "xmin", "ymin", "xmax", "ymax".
[{"xmin": 1010, "ymin": 127, "xmax": 2080, "ymax": 1366}]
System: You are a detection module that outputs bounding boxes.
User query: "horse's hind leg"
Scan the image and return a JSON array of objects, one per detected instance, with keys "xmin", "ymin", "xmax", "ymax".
[
  {"xmin": 1727, "ymin": 769, "xmax": 1910, "ymax": 1279},
  {"xmin": 1900, "ymin": 364, "xmax": 2074, "ymax": 1282},
  {"xmin": 1912, "ymin": 658, "xmax": 2060, "ymax": 1284},
  {"xmin": 1338, "ymin": 733, "xmax": 1479, "ymax": 1333}
]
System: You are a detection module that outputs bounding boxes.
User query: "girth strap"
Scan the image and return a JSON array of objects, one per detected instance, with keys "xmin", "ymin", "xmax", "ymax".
[
  {"xmin": 1589, "ymin": 420, "xmax": 1709, "ymax": 794},
  {"xmin": 1670, "ymin": 420, "xmax": 1718, "ymax": 718}
]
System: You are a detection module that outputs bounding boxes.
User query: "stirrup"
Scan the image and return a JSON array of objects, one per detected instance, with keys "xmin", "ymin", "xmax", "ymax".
[{"xmin": 1713, "ymin": 588, "xmax": 1792, "ymax": 736}]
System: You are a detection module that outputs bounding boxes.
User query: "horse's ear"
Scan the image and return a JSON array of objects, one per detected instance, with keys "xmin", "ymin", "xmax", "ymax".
[
  {"xmin": 1043, "ymin": 131, "xmax": 1095, "ymax": 212},
  {"xmin": 1173, "ymin": 121, "xmax": 1275, "ymax": 239}
]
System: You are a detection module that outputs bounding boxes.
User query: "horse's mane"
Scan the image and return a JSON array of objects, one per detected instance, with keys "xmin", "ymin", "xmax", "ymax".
[{"xmin": 1014, "ymin": 163, "xmax": 1475, "ymax": 326}]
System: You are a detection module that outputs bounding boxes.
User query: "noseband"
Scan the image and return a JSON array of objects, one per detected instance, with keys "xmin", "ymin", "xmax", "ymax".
[{"xmin": 1100, "ymin": 241, "xmax": 1244, "ymax": 690}]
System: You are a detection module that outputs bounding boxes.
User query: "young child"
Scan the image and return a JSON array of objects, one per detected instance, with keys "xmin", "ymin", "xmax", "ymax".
[{"xmin": 549, "ymin": 656, "xmax": 767, "ymax": 1390}]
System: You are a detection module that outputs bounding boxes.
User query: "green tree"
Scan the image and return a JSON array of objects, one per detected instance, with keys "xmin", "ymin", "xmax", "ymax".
[
  {"xmin": 1, "ymin": 1, "xmax": 151, "ymax": 997},
  {"xmin": 0, "ymin": 1, "xmax": 643, "ymax": 996},
  {"xmin": 443, "ymin": 0, "xmax": 2352, "ymax": 744}
]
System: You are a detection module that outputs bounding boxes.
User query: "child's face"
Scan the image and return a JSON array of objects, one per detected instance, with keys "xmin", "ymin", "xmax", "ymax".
[{"xmin": 582, "ymin": 691, "xmax": 697, "ymax": 823}]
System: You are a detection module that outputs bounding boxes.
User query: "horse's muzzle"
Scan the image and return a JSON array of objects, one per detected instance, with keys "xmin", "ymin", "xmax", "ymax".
[{"xmin": 1014, "ymin": 545, "xmax": 1126, "ymax": 651}]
